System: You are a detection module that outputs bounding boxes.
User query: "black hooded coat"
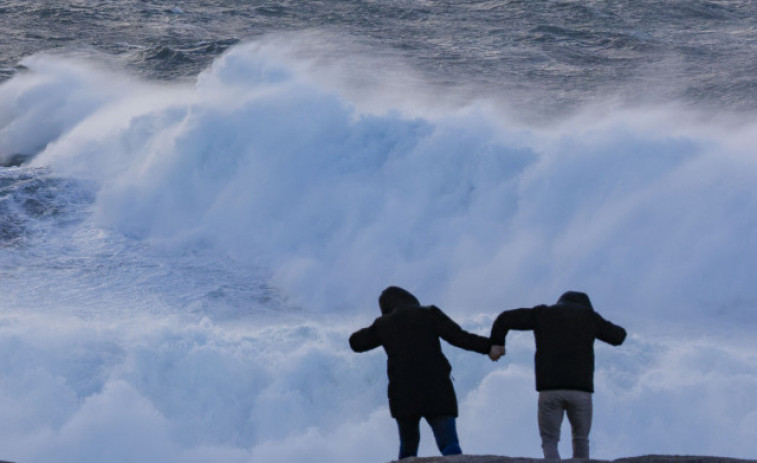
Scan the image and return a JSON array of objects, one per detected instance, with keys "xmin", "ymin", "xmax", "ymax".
[
  {"xmin": 349, "ymin": 287, "xmax": 491, "ymax": 420},
  {"xmin": 490, "ymin": 291, "xmax": 627, "ymax": 393}
]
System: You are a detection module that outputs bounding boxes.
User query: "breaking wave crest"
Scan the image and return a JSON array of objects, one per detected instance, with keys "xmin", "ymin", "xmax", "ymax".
[{"xmin": 1, "ymin": 37, "xmax": 756, "ymax": 462}]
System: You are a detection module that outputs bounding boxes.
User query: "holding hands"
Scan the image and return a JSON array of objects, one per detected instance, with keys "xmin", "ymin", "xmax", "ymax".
[{"xmin": 489, "ymin": 345, "xmax": 505, "ymax": 361}]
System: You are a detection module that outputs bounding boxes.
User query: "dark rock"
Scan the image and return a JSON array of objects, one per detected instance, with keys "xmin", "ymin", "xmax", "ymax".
[
  {"xmin": 1, "ymin": 153, "xmax": 33, "ymax": 167},
  {"xmin": 390, "ymin": 455, "xmax": 757, "ymax": 463}
]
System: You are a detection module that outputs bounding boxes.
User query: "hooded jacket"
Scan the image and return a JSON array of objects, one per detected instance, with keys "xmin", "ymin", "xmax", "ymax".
[
  {"xmin": 350, "ymin": 286, "xmax": 492, "ymax": 419},
  {"xmin": 490, "ymin": 291, "xmax": 626, "ymax": 393}
]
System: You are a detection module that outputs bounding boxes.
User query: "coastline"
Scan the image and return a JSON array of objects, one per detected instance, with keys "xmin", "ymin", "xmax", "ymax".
[{"xmin": 391, "ymin": 455, "xmax": 757, "ymax": 463}]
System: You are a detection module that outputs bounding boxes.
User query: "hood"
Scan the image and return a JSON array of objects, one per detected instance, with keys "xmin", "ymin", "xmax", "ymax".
[
  {"xmin": 378, "ymin": 286, "xmax": 420, "ymax": 315},
  {"xmin": 556, "ymin": 291, "xmax": 594, "ymax": 310}
]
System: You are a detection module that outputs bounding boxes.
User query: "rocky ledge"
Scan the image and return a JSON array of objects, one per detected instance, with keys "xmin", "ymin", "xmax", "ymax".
[{"xmin": 392, "ymin": 456, "xmax": 756, "ymax": 463}]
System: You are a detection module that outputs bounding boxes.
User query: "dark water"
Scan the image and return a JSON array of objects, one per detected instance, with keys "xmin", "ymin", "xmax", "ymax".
[{"xmin": 2, "ymin": 0, "xmax": 757, "ymax": 114}]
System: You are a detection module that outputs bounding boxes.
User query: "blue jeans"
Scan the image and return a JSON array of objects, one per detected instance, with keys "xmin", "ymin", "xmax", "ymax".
[{"xmin": 396, "ymin": 415, "xmax": 462, "ymax": 459}]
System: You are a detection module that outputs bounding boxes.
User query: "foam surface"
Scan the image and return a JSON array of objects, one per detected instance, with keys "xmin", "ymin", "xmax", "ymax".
[{"xmin": 0, "ymin": 40, "xmax": 756, "ymax": 462}]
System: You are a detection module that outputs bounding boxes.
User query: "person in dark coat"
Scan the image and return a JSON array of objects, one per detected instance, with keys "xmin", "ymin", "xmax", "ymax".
[
  {"xmin": 350, "ymin": 286, "xmax": 500, "ymax": 459},
  {"xmin": 489, "ymin": 291, "xmax": 626, "ymax": 460}
]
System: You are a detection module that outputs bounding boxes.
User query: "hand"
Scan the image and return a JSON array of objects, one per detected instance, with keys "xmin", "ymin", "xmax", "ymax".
[{"xmin": 489, "ymin": 345, "xmax": 505, "ymax": 361}]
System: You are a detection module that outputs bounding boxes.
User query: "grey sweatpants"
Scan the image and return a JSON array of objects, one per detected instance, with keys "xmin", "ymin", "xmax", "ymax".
[{"xmin": 537, "ymin": 389, "xmax": 592, "ymax": 460}]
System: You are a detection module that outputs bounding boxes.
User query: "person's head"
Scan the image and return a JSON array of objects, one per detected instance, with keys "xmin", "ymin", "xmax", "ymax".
[
  {"xmin": 557, "ymin": 291, "xmax": 593, "ymax": 309},
  {"xmin": 378, "ymin": 286, "xmax": 420, "ymax": 315}
]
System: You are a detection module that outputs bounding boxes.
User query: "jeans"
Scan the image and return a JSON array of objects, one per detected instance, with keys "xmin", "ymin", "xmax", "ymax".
[
  {"xmin": 538, "ymin": 390, "xmax": 593, "ymax": 460},
  {"xmin": 396, "ymin": 415, "xmax": 462, "ymax": 459}
]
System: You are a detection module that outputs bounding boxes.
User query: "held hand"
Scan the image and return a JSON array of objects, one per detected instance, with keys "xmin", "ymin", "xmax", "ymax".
[{"xmin": 489, "ymin": 345, "xmax": 505, "ymax": 361}]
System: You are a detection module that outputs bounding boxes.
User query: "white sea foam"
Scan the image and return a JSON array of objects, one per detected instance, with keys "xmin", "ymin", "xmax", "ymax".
[
  {"xmin": 0, "ymin": 313, "xmax": 755, "ymax": 463},
  {"xmin": 0, "ymin": 37, "xmax": 756, "ymax": 462}
]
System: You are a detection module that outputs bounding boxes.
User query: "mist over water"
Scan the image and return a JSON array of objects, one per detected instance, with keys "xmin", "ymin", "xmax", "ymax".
[{"xmin": 1, "ymin": 30, "xmax": 756, "ymax": 463}]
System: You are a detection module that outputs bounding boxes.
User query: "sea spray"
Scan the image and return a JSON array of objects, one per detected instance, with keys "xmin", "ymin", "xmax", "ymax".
[
  {"xmin": 0, "ymin": 39, "xmax": 755, "ymax": 463},
  {"xmin": 17, "ymin": 42, "xmax": 757, "ymax": 321}
]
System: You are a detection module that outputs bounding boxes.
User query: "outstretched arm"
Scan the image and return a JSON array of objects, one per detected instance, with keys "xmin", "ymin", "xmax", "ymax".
[
  {"xmin": 349, "ymin": 323, "xmax": 382, "ymax": 352},
  {"xmin": 594, "ymin": 312, "xmax": 627, "ymax": 346},
  {"xmin": 490, "ymin": 307, "xmax": 538, "ymax": 346},
  {"xmin": 431, "ymin": 306, "xmax": 492, "ymax": 355}
]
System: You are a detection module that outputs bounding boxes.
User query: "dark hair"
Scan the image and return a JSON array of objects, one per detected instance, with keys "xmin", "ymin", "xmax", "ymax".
[{"xmin": 378, "ymin": 286, "xmax": 420, "ymax": 315}]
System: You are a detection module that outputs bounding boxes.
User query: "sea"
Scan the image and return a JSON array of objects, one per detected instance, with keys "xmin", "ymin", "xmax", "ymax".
[{"xmin": 1, "ymin": 2, "xmax": 756, "ymax": 462}]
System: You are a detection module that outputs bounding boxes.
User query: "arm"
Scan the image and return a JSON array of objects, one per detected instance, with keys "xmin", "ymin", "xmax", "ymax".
[
  {"xmin": 349, "ymin": 322, "xmax": 382, "ymax": 352},
  {"xmin": 490, "ymin": 307, "xmax": 539, "ymax": 346},
  {"xmin": 431, "ymin": 306, "xmax": 492, "ymax": 355},
  {"xmin": 593, "ymin": 312, "xmax": 627, "ymax": 346}
]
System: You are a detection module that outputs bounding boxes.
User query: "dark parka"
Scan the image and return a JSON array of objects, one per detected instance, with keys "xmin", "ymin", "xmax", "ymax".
[
  {"xmin": 490, "ymin": 291, "xmax": 626, "ymax": 393},
  {"xmin": 349, "ymin": 287, "xmax": 491, "ymax": 420}
]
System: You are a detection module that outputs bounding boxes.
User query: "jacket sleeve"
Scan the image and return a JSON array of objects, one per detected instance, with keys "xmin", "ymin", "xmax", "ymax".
[
  {"xmin": 349, "ymin": 322, "xmax": 382, "ymax": 352},
  {"xmin": 593, "ymin": 312, "xmax": 627, "ymax": 346},
  {"xmin": 431, "ymin": 306, "xmax": 492, "ymax": 355},
  {"xmin": 490, "ymin": 307, "xmax": 539, "ymax": 346}
]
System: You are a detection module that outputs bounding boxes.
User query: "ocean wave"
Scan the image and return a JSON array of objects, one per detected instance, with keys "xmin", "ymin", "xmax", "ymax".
[
  {"xmin": 0, "ymin": 36, "xmax": 756, "ymax": 463},
  {"xmin": 0, "ymin": 38, "xmax": 754, "ymax": 322}
]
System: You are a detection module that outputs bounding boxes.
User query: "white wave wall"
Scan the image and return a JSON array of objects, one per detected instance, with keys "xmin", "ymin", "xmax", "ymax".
[
  {"xmin": 12, "ymin": 40, "xmax": 757, "ymax": 321},
  {"xmin": 1, "ymin": 37, "xmax": 757, "ymax": 462}
]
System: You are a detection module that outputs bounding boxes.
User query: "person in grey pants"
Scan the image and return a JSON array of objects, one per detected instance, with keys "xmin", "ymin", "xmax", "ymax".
[{"xmin": 489, "ymin": 291, "xmax": 626, "ymax": 459}]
